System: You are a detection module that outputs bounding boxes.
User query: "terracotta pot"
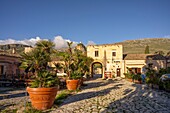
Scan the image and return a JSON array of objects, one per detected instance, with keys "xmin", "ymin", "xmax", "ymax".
[
  {"xmin": 66, "ymin": 79, "xmax": 79, "ymax": 90},
  {"xmin": 27, "ymin": 87, "xmax": 58, "ymax": 110}
]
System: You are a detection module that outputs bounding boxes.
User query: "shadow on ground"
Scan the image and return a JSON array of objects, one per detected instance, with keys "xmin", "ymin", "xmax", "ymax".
[
  {"xmin": 101, "ymin": 83, "xmax": 170, "ymax": 113},
  {"xmin": 82, "ymin": 78, "xmax": 119, "ymax": 90},
  {"xmin": 0, "ymin": 88, "xmax": 26, "ymax": 100},
  {"xmin": 57, "ymin": 78, "xmax": 170, "ymax": 112},
  {"xmin": 0, "ymin": 87, "xmax": 27, "ymax": 111},
  {"xmin": 60, "ymin": 79, "xmax": 124, "ymax": 106},
  {"xmin": 0, "ymin": 92, "xmax": 26, "ymax": 100}
]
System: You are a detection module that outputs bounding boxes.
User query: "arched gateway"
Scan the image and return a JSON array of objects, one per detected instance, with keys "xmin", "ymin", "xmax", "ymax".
[
  {"xmin": 87, "ymin": 44, "xmax": 124, "ymax": 78},
  {"xmin": 91, "ymin": 62, "xmax": 104, "ymax": 78}
]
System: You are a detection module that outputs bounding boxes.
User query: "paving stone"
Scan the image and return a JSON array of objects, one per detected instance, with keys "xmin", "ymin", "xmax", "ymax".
[{"xmin": 1, "ymin": 78, "xmax": 170, "ymax": 112}]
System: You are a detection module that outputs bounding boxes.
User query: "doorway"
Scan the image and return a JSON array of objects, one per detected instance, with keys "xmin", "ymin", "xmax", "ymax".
[
  {"xmin": 91, "ymin": 62, "xmax": 103, "ymax": 78},
  {"xmin": 117, "ymin": 68, "xmax": 121, "ymax": 77}
]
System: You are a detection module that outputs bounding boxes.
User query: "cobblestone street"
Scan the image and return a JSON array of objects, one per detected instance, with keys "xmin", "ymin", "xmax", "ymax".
[
  {"xmin": 51, "ymin": 78, "xmax": 170, "ymax": 113},
  {"xmin": 0, "ymin": 78, "xmax": 170, "ymax": 113}
]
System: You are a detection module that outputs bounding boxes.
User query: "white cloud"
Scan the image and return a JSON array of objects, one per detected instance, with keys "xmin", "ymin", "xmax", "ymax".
[
  {"xmin": 0, "ymin": 39, "xmax": 17, "ymax": 45},
  {"xmin": 0, "ymin": 37, "xmax": 42, "ymax": 47},
  {"xmin": 53, "ymin": 36, "xmax": 78, "ymax": 49},
  {"xmin": 0, "ymin": 36, "xmax": 81, "ymax": 49},
  {"xmin": 164, "ymin": 35, "xmax": 170, "ymax": 38},
  {"xmin": 87, "ymin": 41, "xmax": 96, "ymax": 45},
  {"xmin": 53, "ymin": 36, "xmax": 68, "ymax": 49}
]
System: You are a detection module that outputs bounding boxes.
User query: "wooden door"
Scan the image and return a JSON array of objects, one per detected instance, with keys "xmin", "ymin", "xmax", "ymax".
[{"xmin": 117, "ymin": 68, "xmax": 121, "ymax": 77}]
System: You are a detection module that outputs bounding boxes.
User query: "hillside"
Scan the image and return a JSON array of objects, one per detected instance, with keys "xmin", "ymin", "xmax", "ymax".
[
  {"xmin": 115, "ymin": 38, "xmax": 170, "ymax": 54},
  {"xmin": 0, "ymin": 44, "xmax": 31, "ymax": 54},
  {"xmin": 1, "ymin": 38, "xmax": 170, "ymax": 55}
]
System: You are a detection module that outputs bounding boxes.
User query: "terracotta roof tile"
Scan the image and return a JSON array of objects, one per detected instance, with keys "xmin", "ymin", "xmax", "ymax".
[
  {"xmin": 124, "ymin": 54, "xmax": 166, "ymax": 60},
  {"xmin": 124, "ymin": 54, "xmax": 151, "ymax": 60}
]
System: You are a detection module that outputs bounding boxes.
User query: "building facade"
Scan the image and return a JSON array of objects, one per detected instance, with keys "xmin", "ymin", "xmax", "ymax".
[
  {"xmin": 87, "ymin": 44, "xmax": 124, "ymax": 78},
  {"xmin": 87, "ymin": 44, "xmax": 167, "ymax": 78},
  {"xmin": 0, "ymin": 44, "xmax": 32, "ymax": 79},
  {"xmin": 0, "ymin": 53, "xmax": 22, "ymax": 79}
]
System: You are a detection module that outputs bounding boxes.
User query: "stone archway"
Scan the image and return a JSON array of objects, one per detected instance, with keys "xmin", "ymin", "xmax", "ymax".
[{"xmin": 91, "ymin": 62, "xmax": 103, "ymax": 78}]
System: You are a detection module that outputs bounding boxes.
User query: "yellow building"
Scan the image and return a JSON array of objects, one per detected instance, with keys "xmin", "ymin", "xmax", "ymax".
[
  {"xmin": 124, "ymin": 54, "xmax": 166, "ymax": 74},
  {"xmin": 87, "ymin": 44, "xmax": 124, "ymax": 78},
  {"xmin": 24, "ymin": 46, "xmax": 33, "ymax": 53},
  {"xmin": 87, "ymin": 44, "xmax": 167, "ymax": 78}
]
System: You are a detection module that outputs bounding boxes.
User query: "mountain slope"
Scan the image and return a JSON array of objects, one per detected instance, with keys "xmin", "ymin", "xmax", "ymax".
[{"xmin": 115, "ymin": 38, "xmax": 170, "ymax": 54}]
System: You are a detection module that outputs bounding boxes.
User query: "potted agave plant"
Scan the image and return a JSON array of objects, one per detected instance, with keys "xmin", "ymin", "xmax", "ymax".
[
  {"xmin": 20, "ymin": 40, "xmax": 59, "ymax": 110},
  {"xmin": 57, "ymin": 41, "xmax": 93, "ymax": 90}
]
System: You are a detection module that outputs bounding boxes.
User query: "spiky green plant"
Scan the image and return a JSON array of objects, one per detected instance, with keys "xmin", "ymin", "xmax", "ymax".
[
  {"xmin": 56, "ymin": 42, "xmax": 93, "ymax": 79},
  {"xmin": 20, "ymin": 40, "xmax": 59, "ymax": 88}
]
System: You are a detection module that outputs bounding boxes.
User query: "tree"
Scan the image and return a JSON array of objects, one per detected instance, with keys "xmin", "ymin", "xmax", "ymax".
[
  {"xmin": 145, "ymin": 45, "xmax": 150, "ymax": 54},
  {"xmin": 56, "ymin": 41, "xmax": 93, "ymax": 79},
  {"xmin": 67, "ymin": 41, "xmax": 73, "ymax": 54},
  {"xmin": 72, "ymin": 49, "xmax": 93, "ymax": 76}
]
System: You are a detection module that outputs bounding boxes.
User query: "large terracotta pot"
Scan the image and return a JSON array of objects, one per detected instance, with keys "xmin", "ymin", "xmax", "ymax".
[
  {"xmin": 66, "ymin": 79, "xmax": 79, "ymax": 90},
  {"xmin": 27, "ymin": 87, "xmax": 58, "ymax": 110}
]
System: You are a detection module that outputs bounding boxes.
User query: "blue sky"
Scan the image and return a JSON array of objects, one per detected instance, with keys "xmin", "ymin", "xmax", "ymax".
[{"xmin": 0, "ymin": 0, "xmax": 170, "ymax": 47}]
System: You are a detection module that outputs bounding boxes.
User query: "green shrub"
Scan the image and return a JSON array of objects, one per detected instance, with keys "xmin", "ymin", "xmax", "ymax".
[
  {"xmin": 145, "ymin": 77, "xmax": 151, "ymax": 84},
  {"xmin": 124, "ymin": 73, "xmax": 132, "ymax": 79},
  {"xmin": 54, "ymin": 90, "xmax": 70, "ymax": 105},
  {"xmin": 152, "ymin": 77, "xmax": 159, "ymax": 85},
  {"xmin": 134, "ymin": 74, "xmax": 142, "ymax": 81},
  {"xmin": 70, "ymin": 71, "xmax": 82, "ymax": 80},
  {"xmin": 166, "ymin": 67, "xmax": 170, "ymax": 73},
  {"xmin": 163, "ymin": 81, "xmax": 170, "ymax": 91}
]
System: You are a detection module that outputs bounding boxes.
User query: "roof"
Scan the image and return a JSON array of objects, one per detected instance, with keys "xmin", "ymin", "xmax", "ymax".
[
  {"xmin": 87, "ymin": 43, "xmax": 122, "ymax": 47},
  {"xmin": 124, "ymin": 54, "xmax": 166, "ymax": 60},
  {"xmin": 123, "ymin": 54, "xmax": 149, "ymax": 60},
  {"xmin": 0, "ymin": 61, "xmax": 12, "ymax": 64}
]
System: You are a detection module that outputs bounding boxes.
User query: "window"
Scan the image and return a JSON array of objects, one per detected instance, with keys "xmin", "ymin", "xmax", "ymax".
[
  {"xmin": 95, "ymin": 51, "xmax": 99, "ymax": 57},
  {"xmin": 114, "ymin": 61, "xmax": 120, "ymax": 63},
  {"xmin": 129, "ymin": 68, "xmax": 141, "ymax": 74},
  {"xmin": 112, "ymin": 49, "xmax": 116, "ymax": 57},
  {"xmin": 112, "ymin": 52, "xmax": 116, "ymax": 57}
]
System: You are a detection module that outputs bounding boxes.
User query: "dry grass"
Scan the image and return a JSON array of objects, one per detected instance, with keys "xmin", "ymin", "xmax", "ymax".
[{"xmin": 119, "ymin": 38, "xmax": 170, "ymax": 54}]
